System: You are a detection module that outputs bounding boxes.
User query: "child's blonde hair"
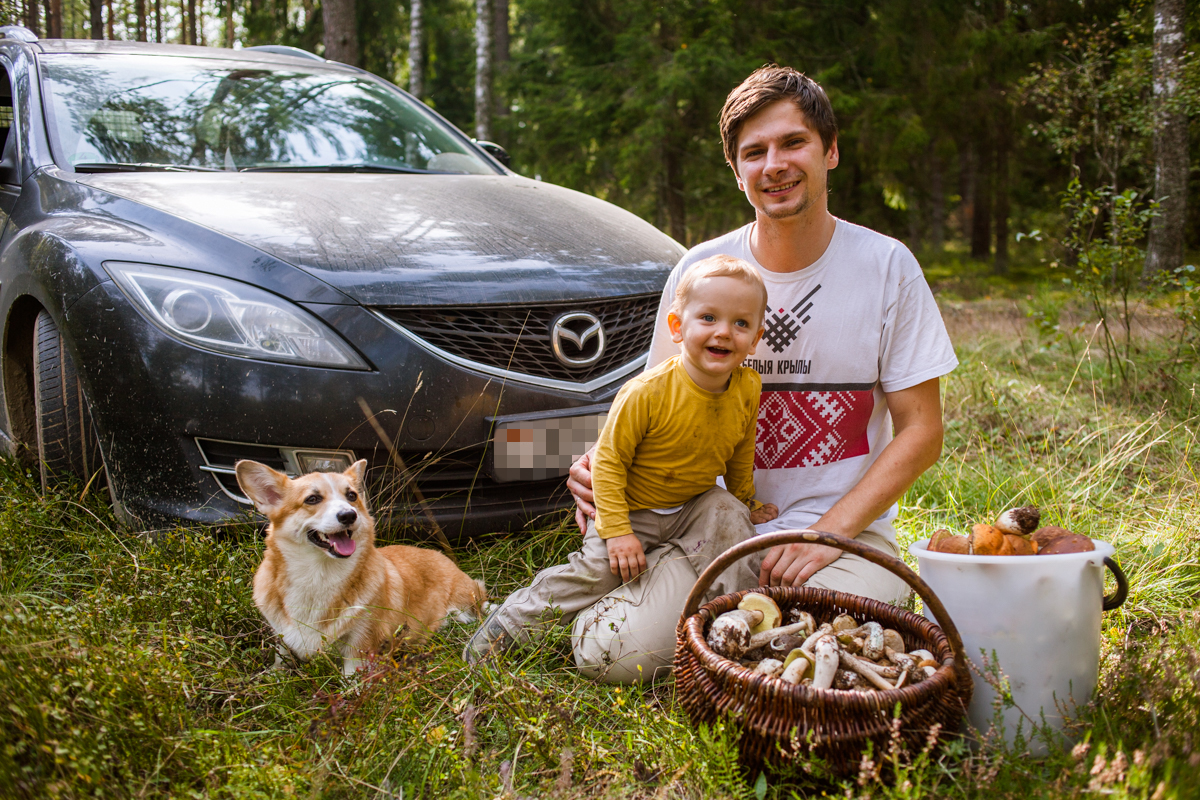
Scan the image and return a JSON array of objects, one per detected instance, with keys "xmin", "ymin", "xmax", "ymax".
[{"xmin": 670, "ymin": 254, "xmax": 769, "ymax": 323}]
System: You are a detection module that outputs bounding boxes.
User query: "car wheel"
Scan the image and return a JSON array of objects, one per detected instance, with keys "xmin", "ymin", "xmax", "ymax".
[{"xmin": 32, "ymin": 311, "xmax": 106, "ymax": 492}]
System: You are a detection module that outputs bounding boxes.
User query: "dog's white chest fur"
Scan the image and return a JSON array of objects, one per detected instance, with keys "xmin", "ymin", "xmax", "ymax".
[{"xmin": 269, "ymin": 551, "xmax": 378, "ymax": 658}]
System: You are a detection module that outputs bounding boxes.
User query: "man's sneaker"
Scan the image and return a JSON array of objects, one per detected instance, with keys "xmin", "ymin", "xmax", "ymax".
[{"xmin": 462, "ymin": 605, "xmax": 514, "ymax": 665}]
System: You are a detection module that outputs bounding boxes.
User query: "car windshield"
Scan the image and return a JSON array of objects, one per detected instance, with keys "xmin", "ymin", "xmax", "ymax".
[{"xmin": 38, "ymin": 53, "xmax": 495, "ymax": 174}]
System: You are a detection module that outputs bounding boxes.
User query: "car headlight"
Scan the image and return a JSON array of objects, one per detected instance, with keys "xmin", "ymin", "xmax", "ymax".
[{"xmin": 105, "ymin": 262, "xmax": 369, "ymax": 369}]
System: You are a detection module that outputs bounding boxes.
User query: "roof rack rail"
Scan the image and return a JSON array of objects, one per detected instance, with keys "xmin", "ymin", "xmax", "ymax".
[
  {"xmin": 0, "ymin": 25, "xmax": 39, "ymax": 42},
  {"xmin": 244, "ymin": 45, "xmax": 325, "ymax": 62}
]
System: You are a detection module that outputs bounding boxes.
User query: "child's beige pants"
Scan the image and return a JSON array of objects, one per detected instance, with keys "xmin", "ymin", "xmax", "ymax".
[{"xmin": 493, "ymin": 486, "xmax": 759, "ymax": 643}]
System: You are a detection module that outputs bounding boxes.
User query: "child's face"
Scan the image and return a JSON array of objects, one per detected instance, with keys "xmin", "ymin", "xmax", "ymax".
[{"xmin": 667, "ymin": 275, "xmax": 765, "ymax": 392}]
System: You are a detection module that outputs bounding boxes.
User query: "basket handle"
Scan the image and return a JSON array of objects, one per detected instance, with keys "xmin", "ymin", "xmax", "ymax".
[
  {"xmin": 681, "ymin": 529, "xmax": 972, "ymax": 691},
  {"xmin": 1102, "ymin": 557, "xmax": 1128, "ymax": 611}
]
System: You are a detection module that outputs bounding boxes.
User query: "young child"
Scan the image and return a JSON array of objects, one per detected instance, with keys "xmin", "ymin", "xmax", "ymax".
[{"xmin": 464, "ymin": 254, "xmax": 778, "ymax": 663}]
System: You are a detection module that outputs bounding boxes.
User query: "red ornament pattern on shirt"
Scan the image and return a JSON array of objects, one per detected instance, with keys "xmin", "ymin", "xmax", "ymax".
[{"xmin": 754, "ymin": 389, "xmax": 874, "ymax": 469}]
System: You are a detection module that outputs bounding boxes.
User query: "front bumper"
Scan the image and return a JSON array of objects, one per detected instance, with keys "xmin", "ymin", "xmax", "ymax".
[{"xmin": 66, "ymin": 281, "xmax": 619, "ymax": 539}]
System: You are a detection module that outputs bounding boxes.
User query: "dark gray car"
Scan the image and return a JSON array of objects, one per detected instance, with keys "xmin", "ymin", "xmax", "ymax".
[{"xmin": 0, "ymin": 29, "xmax": 681, "ymax": 538}]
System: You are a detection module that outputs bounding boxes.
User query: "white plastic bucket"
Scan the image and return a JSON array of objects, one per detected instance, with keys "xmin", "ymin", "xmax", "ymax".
[{"xmin": 910, "ymin": 539, "xmax": 1127, "ymax": 753}]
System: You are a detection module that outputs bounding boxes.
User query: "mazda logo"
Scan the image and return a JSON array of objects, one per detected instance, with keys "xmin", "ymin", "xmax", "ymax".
[{"xmin": 550, "ymin": 311, "xmax": 605, "ymax": 368}]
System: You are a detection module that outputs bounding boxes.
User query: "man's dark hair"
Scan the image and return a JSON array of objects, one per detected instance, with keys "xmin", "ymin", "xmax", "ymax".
[{"xmin": 719, "ymin": 65, "xmax": 838, "ymax": 168}]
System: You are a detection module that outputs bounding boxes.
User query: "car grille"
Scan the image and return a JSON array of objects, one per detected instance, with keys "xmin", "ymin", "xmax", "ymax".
[{"xmin": 376, "ymin": 295, "xmax": 659, "ymax": 383}]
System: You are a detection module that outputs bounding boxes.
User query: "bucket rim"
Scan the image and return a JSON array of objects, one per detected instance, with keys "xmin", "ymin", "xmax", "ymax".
[{"xmin": 910, "ymin": 537, "xmax": 1115, "ymax": 564}]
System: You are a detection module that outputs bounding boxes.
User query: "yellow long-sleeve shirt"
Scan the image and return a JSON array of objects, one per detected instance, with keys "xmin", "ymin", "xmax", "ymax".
[{"xmin": 592, "ymin": 355, "xmax": 762, "ymax": 540}]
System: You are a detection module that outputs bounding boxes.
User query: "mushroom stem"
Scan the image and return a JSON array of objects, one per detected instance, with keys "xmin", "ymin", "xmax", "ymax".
[
  {"xmin": 798, "ymin": 623, "xmax": 834, "ymax": 654},
  {"xmin": 839, "ymin": 651, "xmax": 895, "ymax": 690},
  {"xmin": 847, "ymin": 653, "xmax": 901, "ymax": 679},
  {"xmin": 811, "ymin": 636, "xmax": 840, "ymax": 690},
  {"xmin": 748, "ymin": 620, "xmax": 814, "ymax": 650}
]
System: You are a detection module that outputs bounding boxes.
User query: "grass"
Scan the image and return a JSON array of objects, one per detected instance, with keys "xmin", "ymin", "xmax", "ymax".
[{"xmin": 2, "ymin": 296, "xmax": 1200, "ymax": 799}]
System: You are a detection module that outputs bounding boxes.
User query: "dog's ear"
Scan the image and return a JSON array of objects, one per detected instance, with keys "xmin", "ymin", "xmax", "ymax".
[
  {"xmin": 235, "ymin": 460, "xmax": 290, "ymax": 514},
  {"xmin": 344, "ymin": 459, "xmax": 368, "ymax": 491}
]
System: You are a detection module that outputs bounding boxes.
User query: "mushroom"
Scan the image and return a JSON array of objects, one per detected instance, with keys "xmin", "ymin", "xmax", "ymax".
[
  {"xmin": 784, "ymin": 609, "xmax": 816, "ymax": 633},
  {"xmin": 737, "ymin": 593, "xmax": 782, "ymax": 635},
  {"xmin": 1005, "ymin": 534, "xmax": 1037, "ymax": 556},
  {"xmin": 780, "ymin": 651, "xmax": 811, "ymax": 685},
  {"xmin": 706, "ymin": 609, "xmax": 763, "ymax": 659},
  {"xmin": 838, "ymin": 651, "xmax": 895, "ymax": 690},
  {"xmin": 884, "ymin": 647, "xmax": 926, "ymax": 685},
  {"xmin": 767, "ymin": 634, "xmax": 804, "ymax": 657},
  {"xmin": 929, "ymin": 532, "xmax": 970, "ymax": 554},
  {"xmin": 831, "ymin": 614, "xmax": 858, "ymax": 633},
  {"xmin": 833, "ymin": 669, "xmax": 863, "ymax": 690},
  {"xmin": 922, "ymin": 666, "xmax": 937, "ymax": 678},
  {"xmin": 1037, "ymin": 533, "xmax": 1095, "ymax": 554},
  {"xmin": 994, "ymin": 505, "xmax": 1040, "ymax": 536},
  {"xmin": 747, "ymin": 620, "xmax": 814, "ymax": 650},
  {"xmin": 798, "ymin": 623, "xmax": 834, "ymax": 654},
  {"xmin": 846, "ymin": 653, "xmax": 901, "ymax": 678},
  {"xmin": 811, "ymin": 636, "xmax": 840, "ymax": 690},
  {"xmin": 859, "ymin": 622, "xmax": 885, "ymax": 660},
  {"xmin": 754, "ymin": 658, "xmax": 784, "ymax": 677},
  {"xmin": 882, "ymin": 629, "xmax": 905, "ymax": 654},
  {"xmin": 1031, "ymin": 525, "xmax": 1076, "ymax": 550},
  {"xmin": 909, "ymin": 649, "xmax": 934, "ymax": 662},
  {"xmin": 969, "ymin": 523, "xmax": 1009, "ymax": 556}
]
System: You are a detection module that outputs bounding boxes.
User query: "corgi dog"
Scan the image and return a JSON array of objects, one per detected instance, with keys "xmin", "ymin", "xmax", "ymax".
[{"xmin": 236, "ymin": 459, "xmax": 486, "ymax": 675}]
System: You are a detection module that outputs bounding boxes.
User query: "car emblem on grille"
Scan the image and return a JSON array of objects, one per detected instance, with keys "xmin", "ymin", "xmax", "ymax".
[{"xmin": 550, "ymin": 311, "xmax": 606, "ymax": 368}]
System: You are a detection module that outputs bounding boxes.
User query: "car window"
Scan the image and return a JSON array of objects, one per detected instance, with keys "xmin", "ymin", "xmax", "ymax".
[{"xmin": 38, "ymin": 54, "xmax": 495, "ymax": 174}]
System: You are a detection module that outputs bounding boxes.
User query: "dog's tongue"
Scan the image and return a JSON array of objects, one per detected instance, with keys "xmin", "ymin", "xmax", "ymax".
[{"xmin": 328, "ymin": 531, "xmax": 356, "ymax": 557}]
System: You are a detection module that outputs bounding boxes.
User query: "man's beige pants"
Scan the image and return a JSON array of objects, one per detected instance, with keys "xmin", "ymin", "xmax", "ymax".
[
  {"xmin": 494, "ymin": 487, "xmax": 759, "ymax": 647},
  {"xmin": 570, "ymin": 528, "xmax": 911, "ymax": 684}
]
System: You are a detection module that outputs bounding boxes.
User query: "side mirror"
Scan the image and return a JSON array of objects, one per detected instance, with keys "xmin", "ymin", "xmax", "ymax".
[
  {"xmin": 475, "ymin": 140, "xmax": 512, "ymax": 169},
  {"xmin": 0, "ymin": 141, "xmax": 17, "ymax": 186}
]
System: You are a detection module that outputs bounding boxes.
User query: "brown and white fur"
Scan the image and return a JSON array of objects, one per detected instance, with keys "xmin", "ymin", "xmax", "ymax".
[{"xmin": 236, "ymin": 459, "xmax": 486, "ymax": 675}]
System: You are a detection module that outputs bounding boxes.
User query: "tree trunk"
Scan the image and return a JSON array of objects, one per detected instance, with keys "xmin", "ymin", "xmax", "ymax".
[
  {"xmin": 993, "ymin": 118, "xmax": 1010, "ymax": 274},
  {"xmin": 44, "ymin": 0, "xmax": 62, "ymax": 38},
  {"xmin": 1144, "ymin": 0, "xmax": 1188, "ymax": 282},
  {"xmin": 970, "ymin": 135, "xmax": 992, "ymax": 261},
  {"xmin": 225, "ymin": 0, "xmax": 233, "ymax": 47},
  {"xmin": 958, "ymin": 140, "xmax": 974, "ymax": 245},
  {"xmin": 106, "ymin": 0, "xmax": 114, "ymax": 39},
  {"xmin": 474, "ymin": 0, "xmax": 492, "ymax": 141},
  {"xmin": 25, "ymin": 0, "xmax": 41, "ymax": 36},
  {"xmin": 155, "ymin": 0, "xmax": 162, "ymax": 42},
  {"xmin": 90, "ymin": 0, "xmax": 103, "ymax": 38},
  {"xmin": 663, "ymin": 136, "xmax": 686, "ymax": 244},
  {"xmin": 186, "ymin": 0, "xmax": 197, "ymax": 45},
  {"xmin": 135, "ymin": 0, "xmax": 146, "ymax": 41},
  {"xmin": 493, "ymin": 0, "xmax": 508, "ymax": 122},
  {"xmin": 322, "ymin": 0, "xmax": 359, "ymax": 65},
  {"xmin": 408, "ymin": 0, "xmax": 424, "ymax": 99},
  {"xmin": 929, "ymin": 143, "xmax": 944, "ymax": 251}
]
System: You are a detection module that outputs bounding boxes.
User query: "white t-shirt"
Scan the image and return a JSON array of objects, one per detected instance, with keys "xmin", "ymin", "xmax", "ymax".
[{"xmin": 647, "ymin": 219, "xmax": 958, "ymax": 553}]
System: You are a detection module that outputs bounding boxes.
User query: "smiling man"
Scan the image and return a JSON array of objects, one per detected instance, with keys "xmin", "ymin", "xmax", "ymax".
[{"xmin": 565, "ymin": 66, "xmax": 958, "ymax": 683}]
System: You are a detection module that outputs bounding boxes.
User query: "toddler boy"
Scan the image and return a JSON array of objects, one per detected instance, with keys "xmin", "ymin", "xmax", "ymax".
[{"xmin": 464, "ymin": 254, "xmax": 778, "ymax": 663}]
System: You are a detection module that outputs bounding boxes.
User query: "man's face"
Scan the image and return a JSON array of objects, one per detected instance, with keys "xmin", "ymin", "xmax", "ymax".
[{"xmin": 733, "ymin": 99, "xmax": 839, "ymax": 221}]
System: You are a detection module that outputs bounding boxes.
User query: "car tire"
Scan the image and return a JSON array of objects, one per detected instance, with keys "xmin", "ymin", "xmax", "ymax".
[{"xmin": 32, "ymin": 311, "xmax": 105, "ymax": 492}]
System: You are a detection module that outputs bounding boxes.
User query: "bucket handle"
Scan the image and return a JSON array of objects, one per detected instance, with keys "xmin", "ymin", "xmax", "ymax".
[
  {"xmin": 681, "ymin": 529, "xmax": 972, "ymax": 692},
  {"xmin": 1102, "ymin": 556, "xmax": 1128, "ymax": 611}
]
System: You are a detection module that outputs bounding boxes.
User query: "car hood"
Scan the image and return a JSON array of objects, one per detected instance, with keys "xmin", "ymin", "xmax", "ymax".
[{"xmin": 76, "ymin": 173, "xmax": 683, "ymax": 305}]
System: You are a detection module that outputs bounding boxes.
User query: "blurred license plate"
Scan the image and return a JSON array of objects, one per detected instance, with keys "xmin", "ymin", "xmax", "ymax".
[{"xmin": 493, "ymin": 413, "xmax": 607, "ymax": 482}]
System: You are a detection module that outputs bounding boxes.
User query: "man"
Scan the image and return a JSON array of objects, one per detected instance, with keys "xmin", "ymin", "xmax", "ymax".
[{"xmin": 565, "ymin": 65, "xmax": 957, "ymax": 683}]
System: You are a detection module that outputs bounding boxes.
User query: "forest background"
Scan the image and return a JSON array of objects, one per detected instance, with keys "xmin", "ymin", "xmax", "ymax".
[{"xmin": 3, "ymin": 0, "xmax": 1198, "ymax": 279}]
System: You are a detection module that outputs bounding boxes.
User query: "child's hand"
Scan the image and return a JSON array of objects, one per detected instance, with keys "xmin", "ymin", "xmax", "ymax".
[
  {"xmin": 606, "ymin": 534, "xmax": 647, "ymax": 583},
  {"xmin": 750, "ymin": 503, "xmax": 779, "ymax": 525}
]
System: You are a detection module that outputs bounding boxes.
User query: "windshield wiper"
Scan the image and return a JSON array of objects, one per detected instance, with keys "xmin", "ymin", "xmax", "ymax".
[
  {"xmin": 239, "ymin": 163, "xmax": 449, "ymax": 174},
  {"xmin": 72, "ymin": 162, "xmax": 224, "ymax": 173}
]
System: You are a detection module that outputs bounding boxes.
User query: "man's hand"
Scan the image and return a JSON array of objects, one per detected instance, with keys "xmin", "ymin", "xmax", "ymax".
[
  {"xmin": 759, "ymin": 541, "xmax": 841, "ymax": 587},
  {"xmin": 606, "ymin": 534, "xmax": 647, "ymax": 583},
  {"xmin": 749, "ymin": 503, "xmax": 778, "ymax": 525},
  {"xmin": 567, "ymin": 448, "xmax": 597, "ymax": 534}
]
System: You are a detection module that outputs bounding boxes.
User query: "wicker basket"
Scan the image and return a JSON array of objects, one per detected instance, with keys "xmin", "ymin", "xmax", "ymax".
[{"xmin": 674, "ymin": 530, "xmax": 973, "ymax": 772}]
